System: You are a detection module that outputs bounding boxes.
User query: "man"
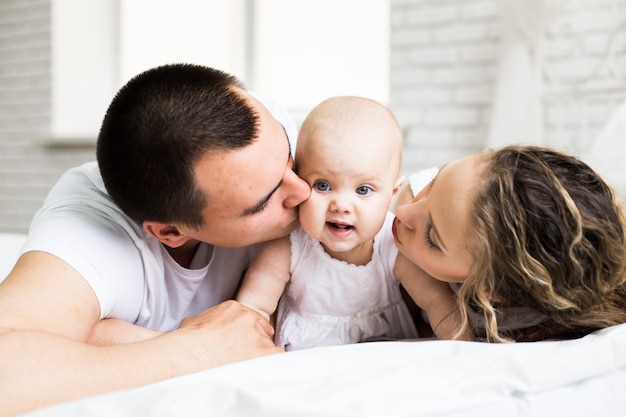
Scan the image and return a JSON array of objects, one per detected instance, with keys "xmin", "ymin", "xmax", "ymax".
[{"xmin": 0, "ymin": 64, "xmax": 310, "ymax": 416}]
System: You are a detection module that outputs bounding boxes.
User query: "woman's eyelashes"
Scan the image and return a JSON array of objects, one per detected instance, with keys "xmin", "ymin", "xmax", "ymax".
[{"xmin": 424, "ymin": 223, "xmax": 439, "ymax": 250}]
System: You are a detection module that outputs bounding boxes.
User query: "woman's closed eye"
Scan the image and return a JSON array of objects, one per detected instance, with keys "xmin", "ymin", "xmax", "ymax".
[{"xmin": 424, "ymin": 223, "xmax": 440, "ymax": 251}]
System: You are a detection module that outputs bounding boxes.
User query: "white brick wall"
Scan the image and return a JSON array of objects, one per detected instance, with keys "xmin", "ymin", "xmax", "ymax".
[
  {"xmin": 0, "ymin": 0, "xmax": 95, "ymax": 233},
  {"xmin": 1, "ymin": 0, "xmax": 625, "ymax": 233},
  {"xmin": 391, "ymin": 0, "xmax": 626, "ymax": 178},
  {"xmin": 543, "ymin": 0, "xmax": 626, "ymax": 155},
  {"xmin": 390, "ymin": 0, "xmax": 499, "ymax": 177}
]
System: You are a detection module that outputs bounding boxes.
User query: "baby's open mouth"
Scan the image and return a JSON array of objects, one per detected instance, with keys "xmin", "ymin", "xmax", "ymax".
[{"xmin": 327, "ymin": 222, "xmax": 354, "ymax": 231}]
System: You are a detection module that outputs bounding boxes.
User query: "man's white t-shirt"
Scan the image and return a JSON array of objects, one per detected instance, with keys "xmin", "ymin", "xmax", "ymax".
[{"xmin": 20, "ymin": 94, "xmax": 297, "ymax": 332}]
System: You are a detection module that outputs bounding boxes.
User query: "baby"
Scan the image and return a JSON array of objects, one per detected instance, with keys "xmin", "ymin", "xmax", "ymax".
[{"xmin": 237, "ymin": 96, "xmax": 419, "ymax": 350}]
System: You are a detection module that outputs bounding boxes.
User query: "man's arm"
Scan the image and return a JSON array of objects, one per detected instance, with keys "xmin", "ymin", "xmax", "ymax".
[
  {"xmin": 87, "ymin": 318, "xmax": 163, "ymax": 345},
  {"xmin": 0, "ymin": 251, "xmax": 282, "ymax": 416}
]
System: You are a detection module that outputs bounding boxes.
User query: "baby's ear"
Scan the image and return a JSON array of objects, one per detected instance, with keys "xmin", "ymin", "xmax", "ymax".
[
  {"xmin": 393, "ymin": 176, "xmax": 406, "ymax": 196},
  {"xmin": 390, "ymin": 176, "xmax": 409, "ymax": 214}
]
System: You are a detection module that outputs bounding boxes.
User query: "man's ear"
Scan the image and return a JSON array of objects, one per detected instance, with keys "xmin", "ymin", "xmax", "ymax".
[{"xmin": 143, "ymin": 221, "xmax": 190, "ymax": 248}]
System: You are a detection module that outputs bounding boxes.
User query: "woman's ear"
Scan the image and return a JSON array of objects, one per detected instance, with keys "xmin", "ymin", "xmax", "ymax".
[{"xmin": 143, "ymin": 221, "xmax": 190, "ymax": 248}]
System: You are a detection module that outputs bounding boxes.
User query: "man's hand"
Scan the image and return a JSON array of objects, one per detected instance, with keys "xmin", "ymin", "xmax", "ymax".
[
  {"xmin": 0, "ymin": 252, "xmax": 283, "ymax": 416},
  {"xmin": 174, "ymin": 300, "xmax": 283, "ymax": 369},
  {"xmin": 90, "ymin": 301, "xmax": 283, "ymax": 370}
]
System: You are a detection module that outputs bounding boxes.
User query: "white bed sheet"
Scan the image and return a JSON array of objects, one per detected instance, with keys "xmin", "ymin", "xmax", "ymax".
[
  {"xmin": 21, "ymin": 322, "xmax": 626, "ymax": 417},
  {"xmin": 2, "ymin": 232, "xmax": 626, "ymax": 416}
]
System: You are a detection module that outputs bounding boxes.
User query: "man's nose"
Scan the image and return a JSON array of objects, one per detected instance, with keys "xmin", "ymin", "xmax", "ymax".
[{"xmin": 283, "ymin": 169, "xmax": 310, "ymax": 208}]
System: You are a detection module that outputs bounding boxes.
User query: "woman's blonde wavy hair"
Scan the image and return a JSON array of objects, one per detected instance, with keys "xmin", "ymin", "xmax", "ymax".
[{"xmin": 456, "ymin": 145, "xmax": 626, "ymax": 342}]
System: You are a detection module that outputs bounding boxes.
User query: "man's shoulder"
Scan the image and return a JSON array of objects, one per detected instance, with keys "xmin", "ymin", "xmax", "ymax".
[{"xmin": 36, "ymin": 161, "xmax": 139, "ymax": 239}]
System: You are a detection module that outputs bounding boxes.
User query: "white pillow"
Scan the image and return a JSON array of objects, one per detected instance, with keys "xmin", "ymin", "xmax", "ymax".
[{"xmin": 0, "ymin": 233, "xmax": 27, "ymax": 282}]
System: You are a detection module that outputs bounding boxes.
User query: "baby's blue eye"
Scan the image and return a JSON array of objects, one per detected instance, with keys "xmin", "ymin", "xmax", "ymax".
[
  {"xmin": 313, "ymin": 181, "xmax": 331, "ymax": 192},
  {"xmin": 356, "ymin": 186, "xmax": 373, "ymax": 196}
]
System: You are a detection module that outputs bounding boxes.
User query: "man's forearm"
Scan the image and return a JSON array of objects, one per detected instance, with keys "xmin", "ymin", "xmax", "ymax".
[
  {"xmin": 0, "ymin": 329, "xmax": 193, "ymax": 416},
  {"xmin": 1, "ymin": 300, "xmax": 283, "ymax": 416},
  {"xmin": 87, "ymin": 318, "xmax": 163, "ymax": 345}
]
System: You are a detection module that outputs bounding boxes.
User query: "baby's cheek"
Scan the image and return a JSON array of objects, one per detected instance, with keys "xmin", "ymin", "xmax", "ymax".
[
  {"xmin": 298, "ymin": 198, "xmax": 317, "ymax": 220},
  {"xmin": 298, "ymin": 200, "xmax": 323, "ymax": 235}
]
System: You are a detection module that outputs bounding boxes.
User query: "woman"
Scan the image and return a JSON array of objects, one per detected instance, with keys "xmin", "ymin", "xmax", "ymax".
[{"xmin": 393, "ymin": 145, "xmax": 626, "ymax": 342}]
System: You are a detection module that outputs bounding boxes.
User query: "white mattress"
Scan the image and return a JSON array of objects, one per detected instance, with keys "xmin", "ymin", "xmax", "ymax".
[
  {"xmin": 3, "ymin": 216, "xmax": 626, "ymax": 417},
  {"xmin": 19, "ymin": 322, "xmax": 626, "ymax": 417}
]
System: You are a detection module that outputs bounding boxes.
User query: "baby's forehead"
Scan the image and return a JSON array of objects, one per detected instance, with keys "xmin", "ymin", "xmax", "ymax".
[{"xmin": 301, "ymin": 126, "xmax": 400, "ymax": 156}]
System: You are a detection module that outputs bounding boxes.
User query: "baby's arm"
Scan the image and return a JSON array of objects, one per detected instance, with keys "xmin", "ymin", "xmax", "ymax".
[
  {"xmin": 236, "ymin": 236, "xmax": 291, "ymax": 320},
  {"xmin": 394, "ymin": 253, "xmax": 470, "ymax": 340}
]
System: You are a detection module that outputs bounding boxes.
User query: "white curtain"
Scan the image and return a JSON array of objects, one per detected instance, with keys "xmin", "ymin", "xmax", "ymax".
[{"xmin": 486, "ymin": 0, "xmax": 568, "ymax": 148}]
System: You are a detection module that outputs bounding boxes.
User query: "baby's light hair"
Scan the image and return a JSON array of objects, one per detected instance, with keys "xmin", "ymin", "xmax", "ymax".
[{"xmin": 297, "ymin": 96, "xmax": 403, "ymax": 171}]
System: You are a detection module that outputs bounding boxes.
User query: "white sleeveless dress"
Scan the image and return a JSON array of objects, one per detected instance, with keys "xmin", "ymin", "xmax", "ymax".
[{"xmin": 275, "ymin": 213, "xmax": 418, "ymax": 350}]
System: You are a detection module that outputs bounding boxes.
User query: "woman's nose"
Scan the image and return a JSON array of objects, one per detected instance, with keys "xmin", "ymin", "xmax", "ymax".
[{"xmin": 395, "ymin": 202, "xmax": 417, "ymax": 231}]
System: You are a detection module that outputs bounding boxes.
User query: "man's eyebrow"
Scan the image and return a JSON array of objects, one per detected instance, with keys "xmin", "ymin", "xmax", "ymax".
[{"xmin": 240, "ymin": 124, "xmax": 291, "ymax": 216}]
